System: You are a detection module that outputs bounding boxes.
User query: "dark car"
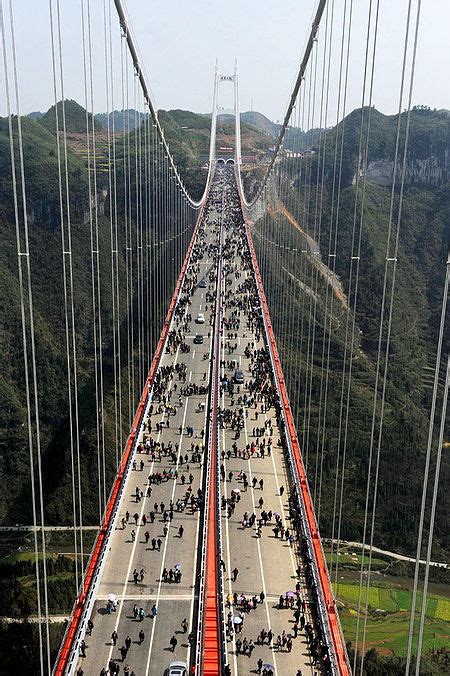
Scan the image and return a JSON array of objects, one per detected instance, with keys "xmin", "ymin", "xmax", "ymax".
[{"xmin": 194, "ymin": 334, "xmax": 204, "ymax": 345}]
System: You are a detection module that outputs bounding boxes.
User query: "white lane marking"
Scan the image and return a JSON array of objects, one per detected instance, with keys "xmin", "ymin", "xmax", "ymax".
[
  {"xmin": 223, "ymin": 253, "xmax": 279, "ymax": 674},
  {"xmin": 186, "ymin": 325, "xmax": 214, "ymax": 668},
  {"xmin": 192, "ymin": 350, "xmax": 196, "ymax": 360},
  {"xmin": 219, "ymin": 314, "xmax": 239, "ymax": 676},
  {"xmin": 97, "ymin": 594, "xmax": 197, "ymax": 601},
  {"xmin": 104, "ymin": 344, "xmax": 182, "ymax": 667},
  {"xmin": 146, "ymin": 255, "xmax": 214, "ymax": 674},
  {"xmin": 103, "ymin": 240, "xmax": 201, "ymax": 665},
  {"xmin": 144, "ymin": 396, "xmax": 191, "ymax": 672}
]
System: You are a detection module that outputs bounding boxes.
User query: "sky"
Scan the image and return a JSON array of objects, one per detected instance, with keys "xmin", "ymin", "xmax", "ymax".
[{"xmin": 1, "ymin": 0, "xmax": 450, "ymax": 125}]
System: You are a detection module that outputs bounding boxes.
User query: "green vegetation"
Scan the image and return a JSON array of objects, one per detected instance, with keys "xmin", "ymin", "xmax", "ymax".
[
  {"xmin": 0, "ymin": 621, "xmax": 65, "ymax": 674},
  {"xmin": 0, "ymin": 554, "xmax": 77, "ymax": 616},
  {"xmin": 251, "ymin": 108, "xmax": 449, "ymax": 559},
  {"xmin": 249, "ymin": 104, "xmax": 449, "ymax": 670},
  {"xmin": 38, "ymin": 99, "xmax": 103, "ymax": 134}
]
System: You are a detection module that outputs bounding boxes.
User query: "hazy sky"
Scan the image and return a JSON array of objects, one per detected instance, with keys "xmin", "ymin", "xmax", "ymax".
[{"xmin": 2, "ymin": 0, "xmax": 450, "ymax": 124}]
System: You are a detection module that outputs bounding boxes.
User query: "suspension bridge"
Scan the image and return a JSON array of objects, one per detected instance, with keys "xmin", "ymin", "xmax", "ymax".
[{"xmin": 1, "ymin": 0, "xmax": 448, "ymax": 675}]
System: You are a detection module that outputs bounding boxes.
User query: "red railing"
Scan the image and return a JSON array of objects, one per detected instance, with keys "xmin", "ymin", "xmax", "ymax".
[
  {"xmin": 240, "ymin": 200, "xmax": 350, "ymax": 675},
  {"xmin": 54, "ymin": 202, "xmax": 206, "ymax": 675}
]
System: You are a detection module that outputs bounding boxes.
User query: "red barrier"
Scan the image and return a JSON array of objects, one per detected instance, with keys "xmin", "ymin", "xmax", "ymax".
[
  {"xmin": 240, "ymin": 203, "xmax": 350, "ymax": 675},
  {"xmin": 55, "ymin": 203, "xmax": 206, "ymax": 675},
  {"xmin": 199, "ymin": 232, "xmax": 223, "ymax": 675}
]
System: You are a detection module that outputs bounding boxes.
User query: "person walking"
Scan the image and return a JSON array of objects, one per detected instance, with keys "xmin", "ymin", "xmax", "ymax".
[
  {"xmin": 170, "ymin": 635, "xmax": 177, "ymax": 652},
  {"xmin": 232, "ymin": 567, "xmax": 239, "ymax": 581},
  {"xmin": 181, "ymin": 618, "xmax": 188, "ymax": 633},
  {"xmin": 138, "ymin": 629, "xmax": 145, "ymax": 644},
  {"xmin": 178, "ymin": 525, "xmax": 184, "ymax": 538},
  {"xmin": 111, "ymin": 630, "xmax": 118, "ymax": 646}
]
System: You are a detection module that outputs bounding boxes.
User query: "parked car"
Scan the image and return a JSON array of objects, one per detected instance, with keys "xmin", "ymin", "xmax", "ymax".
[{"xmin": 234, "ymin": 368, "xmax": 244, "ymax": 384}]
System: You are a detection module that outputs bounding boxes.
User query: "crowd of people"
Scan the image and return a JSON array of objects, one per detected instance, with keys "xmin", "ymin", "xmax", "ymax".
[{"xmin": 77, "ymin": 167, "xmax": 332, "ymax": 674}]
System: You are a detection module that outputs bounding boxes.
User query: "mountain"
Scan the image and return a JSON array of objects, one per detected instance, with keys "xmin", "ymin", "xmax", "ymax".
[
  {"xmin": 0, "ymin": 99, "xmax": 448, "ymax": 672},
  {"xmin": 95, "ymin": 108, "xmax": 148, "ymax": 132},
  {"xmin": 27, "ymin": 111, "xmax": 44, "ymax": 120},
  {"xmin": 0, "ymin": 102, "xmax": 203, "ymax": 528},
  {"xmin": 248, "ymin": 105, "xmax": 450, "ymax": 560},
  {"xmin": 241, "ymin": 110, "xmax": 279, "ymax": 136},
  {"xmin": 38, "ymin": 99, "xmax": 102, "ymax": 134}
]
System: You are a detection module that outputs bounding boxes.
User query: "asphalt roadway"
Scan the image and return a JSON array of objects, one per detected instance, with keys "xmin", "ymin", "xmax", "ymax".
[
  {"xmin": 77, "ymin": 199, "xmax": 220, "ymax": 675},
  {"xmin": 217, "ymin": 192, "xmax": 315, "ymax": 676},
  {"xmin": 76, "ymin": 170, "xmax": 316, "ymax": 675}
]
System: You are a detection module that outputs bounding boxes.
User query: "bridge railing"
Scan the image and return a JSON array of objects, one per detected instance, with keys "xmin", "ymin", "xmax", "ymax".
[
  {"xmin": 238, "ymin": 181, "xmax": 350, "ymax": 675},
  {"xmin": 53, "ymin": 196, "xmax": 208, "ymax": 675}
]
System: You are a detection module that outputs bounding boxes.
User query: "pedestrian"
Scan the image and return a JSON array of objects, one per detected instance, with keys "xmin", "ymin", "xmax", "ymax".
[
  {"xmin": 181, "ymin": 618, "xmax": 188, "ymax": 633},
  {"xmin": 279, "ymin": 485, "xmax": 284, "ymax": 496},
  {"xmin": 125, "ymin": 635, "xmax": 131, "ymax": 651},
  {"xmin": 111, "ymin": 630, "xmax": 118, "ymax": 646},
  {"xmin": 178, "ymin": 525, "xmax": 184, "ymax": 538},
  {"xmin": 86, "ymin": 619, "xmax": 94, "ymax": 635},
  {"xmin": 120, "ymin": 645, "xmax": 127, "ymax": 660},
  {"xmin": 170, "ymin": 635, "xmax": 177, "ymax": 652},
  {"xmin": 257, "ymin": 657, "xmax": 263, "ymax": 674},
  {"xmin": 131, "ymin": 529, "xmax": 136, "ymax": 543},
  {"xmin": 232, "ymin": 567, "xmax": 239, "ymax": 581},
  {"xmin": 138, "ymin": 629, "xmax": 145, "ymax": 644},
  {"xmin": 79, "ymin": 639, "xmax": 86, "ymax": 658},
  {"xmin": 259, "ymin": 591, "xmax": 265, "ymax": 604},
  {"xmin": 157, "ymin": 538, "xmax": 162, "ymax": 551}
]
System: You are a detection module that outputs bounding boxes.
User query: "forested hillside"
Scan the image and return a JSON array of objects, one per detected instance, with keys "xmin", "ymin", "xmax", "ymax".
[
  {"xmin": 250, "ymin": 106, "xmax": 449, "ymax": 559},
  {"xmin": 0, "ymin": 100, "xmax": 274, "ymax": 529}
]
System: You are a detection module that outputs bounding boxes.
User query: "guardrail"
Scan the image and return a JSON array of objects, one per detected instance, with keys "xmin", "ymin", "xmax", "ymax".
[
  {"xmin": 53, "ymin": 199, "xmax": 207, "ymax": 675},
  {"xmin": 195, "ymin": 190, "xmax": 227, "ymax": 675},
  {"xmin": 238, "ymin": 186, "xmax": 350, "ymax": 675}
]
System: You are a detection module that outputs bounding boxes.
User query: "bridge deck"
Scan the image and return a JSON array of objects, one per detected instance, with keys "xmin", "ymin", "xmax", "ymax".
[{"xmin": 75, "ymin": 169, "xmax": 319, "ymax": 675}]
